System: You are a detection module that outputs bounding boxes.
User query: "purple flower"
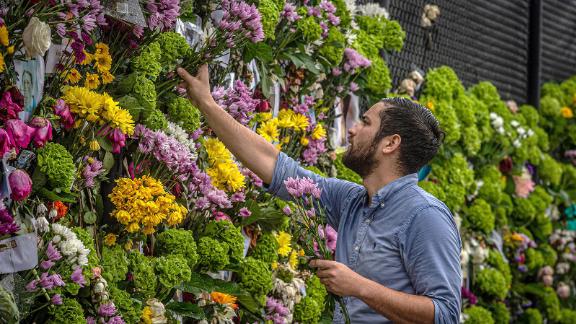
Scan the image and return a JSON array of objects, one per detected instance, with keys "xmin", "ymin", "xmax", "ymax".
[
  {"xmin": 282, "ymin": 3, "xmax": 301, "ymax": 22},
  {"xmin": 71, "ymin": 267, "xmax": 86, "ymax": 287},
  {"xmin": 51, "ymin": 294, "xmax": 63, "ymax": 305},
  {"xmin": 71, "ymin": 41, "xmax": 86, "ymax": 63},
  {"xmin": 82, "ymin": 156, "xmax": 104, "ymax": 188},
  {"xmin": 146, "ymin": 0, "xmax": 181, "ymax": 31},
  {"xmin": 239, "ymin": 207, "xmax": 252, "ymax": 218},
  {"xmin": 39, "ymin": 272, "xmax": 54, "ymax": 289},
  {"xmin": 302, "ymin": 138, "xmax": 327, "ymax": 166},
  {"xmin": 29, "ymin": 117, "xmax": 53, "ymax": 147},
  {"xmin": 86, "ymin": 317, "xmax": 96, "ymax": 324},
  {"xmin": 350, "ymin": 82, "xmax": 360, "ymax": 92},
  {"xmin": 53, "ymin": 99, "xmax": 75, "ymax": 130},
  {"xmin": 461, "ymin": 287, "xmax": 478, "ymax": 305},
  {"xmin": 319, "ymin": 0, "xmax": 336, "ymax": 14},
  {"xmin": 283, "ymin": 177, "xmax": 322, "ymax": 198},
  {"xmin": 50, "ymin": 274, "xmax": 66, "ymax": 287},
  {"xmin": 231, "ymin": 191, "xmax": 246, "ymax": 203},
  {"xmin": 332, "ymin": 67, "xmax": 342, "ymax": 76},
  {"xmin": 219, "ymin": 0, "xmax": 264, "ymax": 43},
  {"xmin": 40, "ymin": 260, "xmax": 55, "ymax": 270},
  {"xmin": 108, "ymin": 316, "xmax": 125, "ymax": 324},
  {"xmin": 212, "ymin": 80, "xmax": 260, "ymax": 125},
  {"xmin": 325, "ymin": 225, "xmax": 337, "ymax": 251},
  {"xmin": 343, "ymin": 48, "xmax": 371, "ymax": 73},
  {"xmin": 46, "ymin": 241, "xmax": 62, "ymax": 261},
  {"xmin": 25, "ymin": 279, "xmax": 38, "ymax": 292},
  {"xmin": 0, "ymin": 207, "xmax": 19, "ymax": 235},
  {"xmin": 282, "ymin": 206, "xmax": 292, "ymax": 215},
  {"xmin": 98, "ymin": 302, "xmax": 117, "ymax": 317}
]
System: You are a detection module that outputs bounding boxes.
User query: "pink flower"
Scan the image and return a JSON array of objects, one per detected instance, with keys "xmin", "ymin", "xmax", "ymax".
[
  {"xmin": 8, "ymin": 169, "xmax": 32, "ymax": 201},
  {"xmin": 282, "ymin": 206, "xmax": 292, "ymax": 215},
  {"xmin": 51, "ymin": 294, "xmax": 63, "ymax": 305},
  {"xmin": 47, "ymin": 241, "xmax": 62, "ymax": 261},
  {"xmin": 108, "ymin": 128, "xmax": 126, "ymax": 154},
  {"xmin": 239, "ymin": 207, "xmax": 251, "ymax": 218},
  {"xmin": 40, "ymin": 260, "xmax": 55, "ymax": 270},
  {"xmin": 5, "ymin": 119, "xmax": 34, "ymax": 149},
  {"xmin": 349, "ymin": 82, "xmax": 359, "ymax": 92},
  {"xmin": 53, "ymin": 99, "xmax": 75, "ymax": 130},
  {"xmin": 513, "ymin": 168, "xmax": 535, "ymax": 198},
  {"xmin": 0, "ymin": 128, "xmax": 14, "ymax": 158},
  {"xmin": 0, "ymin": 90, "xmax": 23, "ymax": 121},
  {"xmin": 29, "ymin": 117, "xmax": 53, "ymax": 147},
  {"xmin": 214, "ymin": 211, "xmax": 231, "ymax": 222},
  {"xmin": 231, "ymin": 191, "xmax": 246, "ymax": 203},
  {"xmin": 0, "ymin": 207, "xmax": 19, "ymax": 235},
  {"xmin": 71, "ymin": 267, "xmax": 86, "ymax": 287},
  {"xmin": 98, "ymin": 302, "xmax": 117, "ymax": 317},
  {"xmin": 25, "ymin": 279, "xmax": 38, "ymax": 292}
]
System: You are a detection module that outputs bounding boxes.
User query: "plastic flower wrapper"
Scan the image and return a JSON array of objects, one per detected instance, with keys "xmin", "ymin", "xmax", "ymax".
[{"xmin": 282, "ymin": 176, "xmax": 350, "ymax": 323}]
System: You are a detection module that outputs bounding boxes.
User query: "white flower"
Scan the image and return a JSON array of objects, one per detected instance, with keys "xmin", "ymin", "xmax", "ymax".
[
  {"xmin": 48, "ymin": 209, "xmax": 58, "ymax": 219},
  {"xmin": 513, "ymin": 140, "xmax": 521, "ymax": 148},
  {"xmin": 517, "ymin": 127, "xmax": 525, "ymax": 135},
  {"xmin": 511, "ymin": 120, "xmax": 520, "ymax": 128},
  {"xmin": 497, "ymin": 126, "xmax": 505, "ymax": 135},
  {"xmin": 356, "ymin": 3, "xmax": 389, "ymax": 18},
  {"xmin": 489, "ymin": 112, "xmax": 497, "ymax": 120},
  {"xmin": 492, "ymin": 117, "xmax": 503, "ymax": 128},
  {"xmin": 36, "ymin": 217, "xmax": 49, "ymax": 232},
  {"xmin": 345, "ymin": 0, "xmax": 357, "ymax": 15},
  {"xmin": 527, "ymin": 129, "xmax": 534, "ymax": 137},
  {"xmin": 22, "ymin": 17, "xmax": 51, "ymax": 58},
  {"xmin": 52, "ymin": 235, "xmax": 61, "ymax": 244},
  {"xmin": 36, "ymin": 203, "xmax": 48, "ymax": 215}
]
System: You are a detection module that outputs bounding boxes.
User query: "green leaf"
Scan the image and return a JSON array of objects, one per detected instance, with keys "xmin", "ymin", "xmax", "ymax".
[
  {"xmin": 38, "ymin": 188, "xmax": 78, "ymax": 203},
  {"xmin": 180, "ymin": 273, "xmax": 243, "ymax": 296},
  {"xmin": 260, "ymin": 61, "xmax": 271, "ymax": 98},
  {"xmin": 103, "ymin": 152, "xmax": 115, "ymax": 172},
  {"xmin": 83, "ymin": 211, "xmax": 97, "ymax": 225},
  {"xmin": 241, "ymin": 200, "xmax": 287, "ymax": 231},
  {"xmin": 165, "ymin": 302, "xmax": 206, "ymax": 320},
  {"xmin": 244, "ymin": 42, "xmax": 273, "ymax": 63},
  {"xmin": 97, "ymin": 137, "xmax": 113, "ymax": 152}
]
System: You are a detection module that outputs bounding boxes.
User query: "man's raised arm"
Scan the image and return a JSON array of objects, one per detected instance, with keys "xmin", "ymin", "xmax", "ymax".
[{"xmin": 177, "ymin": 65, "xmax": 279, "ymax": 184}]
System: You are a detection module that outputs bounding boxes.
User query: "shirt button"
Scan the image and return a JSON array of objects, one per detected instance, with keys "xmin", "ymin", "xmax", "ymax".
[
  {"xmin": 365, "ymin": 218, "xmax": 371, "ymax": 224},
  {"xmin": 380, "ymin": 202, "xmax": 386, "ymax": 208},
  {"xmin": 354, "ymin": 246, "xmax": 359, "ymax": 251}
]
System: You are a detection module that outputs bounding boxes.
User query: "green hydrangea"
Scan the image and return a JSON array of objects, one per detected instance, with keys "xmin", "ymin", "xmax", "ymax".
[
  {"xmin": 431, "ymin": 100, "xmax": 461, "ymax": 145},
  {"xmin": 525, "ymin": 248, "xmax": 544, "ymax": 271},
  {"xmin": 560, "ymin": 309, "xmax": 576, "ymax": 324},
  {"xmin": 494, "ymin": 193, "xmax": 512, "ymax": 228},
  {"xmin": 131, "ymin": 42, "xmax": 162, "ymax": 80},
  {"xmin": 250, "ymin": 232, "xmax": 279, "ymax": 264},
  {"xmin": 418, "ymin": 181, "xmax": 446, "ymax": 201},
  {"xmin": 562, "ymin": 163, "xmax": 576, "ymax": 191},
  {"xmin": 424, "ymin": 66, "xmax": 465, "ymax": 102},
  {"xmin": 156, "ymin": 32, "xmax": 191, "ymax": 67},
  {"xmin": 319, "ymin": 27, "xmax": 346, "ymax": 65},
  {"xmin": 306, "ymin": 275, "xmax": 327, "ymax": 306},
  {"xmin": 352, "ymin": 29, "xmax": 380, "ymax": 59},
  {"xmin": 512, "ymin": 197, "xmax": 536, "ymax": 224},
  {"xmin": 470, "ymin": 82, "xmax": 501, "ymax": 106},
  {"xmin": 490, "ymin": 302, "xmax": 510, "ymax": 324},
  {"xmin": 533, "ymin": 127, "xmax": 549, "ymax": 152},
  {"xmin": 238, "ymin": 257, "xmax": 273, "ymax": 299},
  {"xmin": 487, "ymin": 250, "xmax": 512, "ymax": 287},
  {"xmin": 258, "ymin": 0, "xmax": 282, "ymax": 40},
  {"xmin": 539, "ymin": 244, "xmax": 558, "ymax": 267},
  {"xmin": 332, "ymin": 0, "xmax": 352, "ymax": 28},
  {"xmin": 101, "ymin": 245, "xmax": 129, "ymax": 283},
  {"xmin": 443, "ymin": 183, "xmax": 466, "ymax": 213},
  {"xmin": 143, "ymin": 108, "xmax": 168, "ymax": 130},
  {"xmin": 276, "ymin": 266, "xmax": 294, "ymax": 283},
  {"xmin": 519, "ymin": 104, "xmax": 540, "ymax": 128},
  {"xmin": 297, "ymin": 16, "xmax": 322, "ymax": 42},
  {"xmin": 48, "ymin": 298, "xmax": 85, "ymax": 324},
  {"xmin": 539, "ymin": 154, "xmax": 563, "ymax": 186},
  {"xmin": 475, "ymin": 268, "xmax": 508, "ymax": 300},
  {"xmin": 541, "ymin": 287, "xmax": 561, "ymax": 322},
  {"xmin": 156, "ymin": 228, "xmax": 198, "ymax": 269},
  {"xmin": 432, "ymin": 153, "xmax": 475, "ymax": 191},
  {"xmin": 364, "ymin": 56, "xmax": 392, "ymax": 97},
  {"xmin": 477, "ymin": 166, "xmax": 504, "ymax": 204},
  {"xmin": 521, "ymin": 308, "xmax": 542, "ymax": 324},
  {"xmin": 118, "ymin": 95, "xmax": 144, "ymax": 121},
  {"xmin": 355, "ymin": 16, "xmax": 405, "ymax": 52},
  {"xmin": 37, "ymin": 142, "xmax": 76, "ymax": 191},
  {"xmin": 293, "ymin": 296, "xmax": 323, "ymax": 323},
  {"xmin": 382, "ymin": 20, "xmax": 405, "ymax": 52},
  {"xmin": 197, "ymin": 236, "xmax": 230, "ymax": 271},
  {"xmin": 334, "ymin": 153, "xmax": 362, "ymax": 184},
  {"xmin": 203, "ymin": 220, "xmax": 245, "ymax": 263},
  {"xmin": 128, "ymin": 252, "xmax": 157, "ymax": 298},
  {"xmin": 154, "ymin": 254, "xmax": 192, "ymax": 289},
  {"xmin": 460, "ymin": 125, "xmax": 482, "ymax": 156},
  {"xmin": 167, "ymin": 97, "xmax": 201, "ymax": 132},
  {"xmin": 109, "ymin": 284, "xmax": 142, "ymax": 324},
  {"xmin": 470, "ymin": 95, "xmax": 493, "ymax": 139},
  {"xmin": 118, "ymin": 73, "xmax": 157, "ymax": 112},
  {"xmin": 464, "ymin": 306, "xmax": 494, "ymax": 324},
  {"xmin": 542, "ymin": 83, "xmax": 567, "ymax": 105},
  {"xmin": 463, "ymin": 199, "xmax": 495, "ymax": 234},
  {"xmin": 540, "ymin": 96, "xmax": 563, "ymax": 119}
]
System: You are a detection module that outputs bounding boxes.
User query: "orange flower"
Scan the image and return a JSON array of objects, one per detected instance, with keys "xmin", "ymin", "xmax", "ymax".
[
  {"xmin": 50, "ymin": 201, "xmax": 68, "ymax": 221},
  {"xmin": 561, "ymin": 106, "xmax": 573, "ymax": 119},
  {"xmin": 210, "ymin": 292, "xmax": 237, "ymax": 305}
]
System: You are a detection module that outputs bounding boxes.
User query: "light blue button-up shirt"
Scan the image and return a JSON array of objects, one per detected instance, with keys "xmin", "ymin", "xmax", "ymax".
[{"xmin": 268, "ymin": 152, "xmax": 462, "ymax": 323}]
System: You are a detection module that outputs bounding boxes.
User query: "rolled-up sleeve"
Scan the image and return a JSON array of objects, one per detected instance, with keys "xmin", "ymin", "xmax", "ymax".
[
  {"xmin": 266, "ymin": 152, "xmax": 361, "ymax": 230},
  {"xmin": 398, "ymin": 206, "xmax": 462, "ymax": 324}
]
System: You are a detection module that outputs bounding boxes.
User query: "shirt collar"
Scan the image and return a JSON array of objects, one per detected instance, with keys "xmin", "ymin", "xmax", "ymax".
[{"xmin": 368, "ymin": 173, "xmax": 418, "ymax": 207}]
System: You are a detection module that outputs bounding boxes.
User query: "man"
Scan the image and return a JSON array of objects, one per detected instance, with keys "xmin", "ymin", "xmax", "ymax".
[{"xmin": 177, "ymin": 65, "xmax": 462, "ymax": 324}]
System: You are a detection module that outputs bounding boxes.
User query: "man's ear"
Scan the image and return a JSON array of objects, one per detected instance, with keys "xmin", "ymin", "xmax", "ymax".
[{"xmin": 381, "ymin": 134, "xmax": 401, "ymax": 154}]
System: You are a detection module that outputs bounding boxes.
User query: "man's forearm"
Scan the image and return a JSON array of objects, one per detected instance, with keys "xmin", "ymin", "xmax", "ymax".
[
  {"xmin": 197, "ymin": 100, "xmax": 279, "ymax": 184},
  {"xmin": 355, "ymin": 276, "xmax": 435, "ymax": 324}
]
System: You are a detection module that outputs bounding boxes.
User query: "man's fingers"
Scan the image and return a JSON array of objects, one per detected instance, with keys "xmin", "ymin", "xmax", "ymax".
[
  {"xmin": 310, "ymin": 259, "xmax": 332, "ymax": 269},
  {"xmin": 177, "ymin": 67, "xmax": 195, "ymax": 84},
  {"xmin": 197, "ymin": 64, "xmax": 209, "ymax": 82}
]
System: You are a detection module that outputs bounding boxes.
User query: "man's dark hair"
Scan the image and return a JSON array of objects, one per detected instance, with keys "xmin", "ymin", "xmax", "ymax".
[{"xmin": 374, "ymin": 97, "xmax": 445, "ymax": 175}]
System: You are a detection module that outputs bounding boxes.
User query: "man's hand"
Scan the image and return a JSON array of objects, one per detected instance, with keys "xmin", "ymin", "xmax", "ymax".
[
  {"xmin": 310, "ymin": 259, "xmax": 366, "ymax": 297},
  {"xmin": 177, "ymin": 65, "xmax": 214, "ymax": 110}
]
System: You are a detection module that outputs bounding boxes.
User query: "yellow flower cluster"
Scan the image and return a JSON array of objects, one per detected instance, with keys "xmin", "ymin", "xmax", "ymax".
[
  {"xmin": 204, "ymin": 138, "xmax": 245, "ymax": 192},
  {"xmin": 256, "ymin": 110, "xmax": 327, "ymax": 150},
  {"xmin": 276, "ymin": 231, "xmax": 292, "ymax": 257},
  {"xmin": 63, "ymin": 86, "xmax": 134, "ymax": 135},
  {"xmin": 0, "ymin": 25, "xmax": 14, "ymax": 74},
  {"xmin": 63, "ymin": 43, "xmax": 114, "ymax": 89},
  {"xmin": 108, "ymin": 176, "xmax": 187, "ymax": 235}
]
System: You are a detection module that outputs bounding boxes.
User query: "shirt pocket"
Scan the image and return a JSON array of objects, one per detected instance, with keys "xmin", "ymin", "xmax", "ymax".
[{"xmin": 358, "ymin": 238, "xmax": 405, "ymax": 285}]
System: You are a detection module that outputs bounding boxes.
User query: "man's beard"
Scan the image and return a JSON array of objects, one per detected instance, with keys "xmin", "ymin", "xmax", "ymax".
[{"xmin": 342, "ymin": 140, "xmax": 378, "ymax": 178}]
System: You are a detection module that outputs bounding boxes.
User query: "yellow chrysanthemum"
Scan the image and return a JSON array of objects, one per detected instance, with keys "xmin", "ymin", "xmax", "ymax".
[
  {"xmin": 127, "ymin": 222, "xmax": 140, "ymax": 233},
  {"xmin": 276, "ymin": 231, "xmax": 292, "ymax": 257},
  {"xmin": 282, "ymin": 136, "xmax": 290, "ymax": 144},
  {"xmin": 292, "ymin": 113, "xmax": 310, "ymax": 132},
  {"xmin": 124, "ymin": 240, "xmax": 133, "ymax": 251},
  {"xmin": 101, "ymin": 70, "xmax": 114, "ymax": 84},
  {"xmin": 271, "ymin": 262, "xmax": 278, "ymax": 270},
  {"xmin": 101, "ymin": 96, "xmax": 135, "ymax": 135},
  {"xmin": 84, "ymin": 73, "xmax": 100, "ymax": 90},
  {"xmin": 278, "ymin": 109, "xmax": 295, "ymax": 128},
  {"xmin": 300, "ymin": 137, "xmax": 309, "ymax": 146},
  {"xmin": 0, "ymin": 55, "xmax": 5, "ymax": 73},
  {"xmin": 211, "ymin": 292, "xmax": 237, "ymax": 305},
  {"xmin": 104, "ymin": 233, "xmax": 117, "ymax": 246},
  {"xmin": 6, "ymin": 46, "xmax": 14, "ymax": 55},
  {"xmin": 561, "ymin": 106, "xmax": 573, "ymax": 119},
  {"xmin": 65, "ymin": 68, "xmax": 82, "ymax": 84},
  {"xmin": 207, "ymin": 161, "xmax": 246, "ymax": 192},
  {"xmin": 141, "ymin": 306, "xmax": 153, "ymax": 324},
  {"xmin": 80, "ymin": 51, "xmax": 92, "ymax": 65},
  {"xmin": 257, "ymin": 112, "xmax": 272, "ymax": 121},
  {"xmin": 311, "ymin": 124, "xmax": 326, "ymax": 140},
  {"xmin": 94, "ymin": 52, "xmax": 112, "ymax": 72},
  {"xmin": 289, "ymin": 250, "xmax": 298, "ymax": 269},
  {"xmin": 95, "ymin": 43, "xmax": 110, "ymax": 56},
  {"xmin": 0, "ymin": 25, "xmax": 8, "ymax": 47},
  {"xmin": 257, "ymin": 119, "xmax": 279, "ymax": 142},
  {"xmin": 204, "ymin": 138, "xmax": 232, "ymax": 164}
]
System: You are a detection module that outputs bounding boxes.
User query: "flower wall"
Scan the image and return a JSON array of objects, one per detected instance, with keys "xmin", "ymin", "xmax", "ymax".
[{"xmin": 0, "ymin": 1, "xmax": 573, "ymax": 324}]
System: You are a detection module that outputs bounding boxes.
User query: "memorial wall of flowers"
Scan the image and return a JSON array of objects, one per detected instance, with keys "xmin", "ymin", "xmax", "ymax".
[{"xmin": 0, "ymin": 1, "xmax": 574, "ymax": 324}]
